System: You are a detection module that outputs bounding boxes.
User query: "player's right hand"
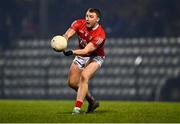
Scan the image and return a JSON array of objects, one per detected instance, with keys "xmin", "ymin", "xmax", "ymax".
[{"xmin": 53, "ymin": 48, "xmax": 62, "ymax": 52}]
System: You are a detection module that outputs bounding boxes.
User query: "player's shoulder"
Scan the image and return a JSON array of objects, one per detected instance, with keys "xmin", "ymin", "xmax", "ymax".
[
  {"xmin": 97, "ymin": 25, "xmax": 106, "ymax": 37},
  {"xmin": 72, "ymin": 19, "xmax": 86, "ymax": 25},
  {"xmin": 98, "ymin": 25, "xmax": 105, "ymax": 32},
  {"xmin": 92, "ymin": 27, "xmax": 106, "ymax": 41}
]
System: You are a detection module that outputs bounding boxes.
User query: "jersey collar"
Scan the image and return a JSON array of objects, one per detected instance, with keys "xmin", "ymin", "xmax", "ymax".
[{"xmin": 92, "ymin": 24, "xmax": 99, "ymax": 31}]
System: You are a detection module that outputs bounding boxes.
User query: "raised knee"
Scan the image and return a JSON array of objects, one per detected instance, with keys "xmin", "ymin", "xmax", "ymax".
[
  {"xmin": 80, "ymin": 73, "xmax": 89, "ymax": 82},
  {"xmin": 67, "ymin": 79, "xmax": 78, "ymax": 89}
]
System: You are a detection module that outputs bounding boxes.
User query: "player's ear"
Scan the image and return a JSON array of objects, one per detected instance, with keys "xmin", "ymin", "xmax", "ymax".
[{"xmin": 97, "ymin": 18, "xmax": 100, "ymax": 22}]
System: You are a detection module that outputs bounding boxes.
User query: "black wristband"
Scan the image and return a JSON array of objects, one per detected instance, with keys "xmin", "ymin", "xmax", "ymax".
[{"xmin": 63, "ymin": 50, "xmax": 73, "ymax": 56}]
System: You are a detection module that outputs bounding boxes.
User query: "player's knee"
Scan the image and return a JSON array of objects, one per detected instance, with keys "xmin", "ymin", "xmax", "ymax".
[
  {"xmin": 67, "ymin": 79, "xmax": 74, "ymax": 88},
  {"xmin": 67, "ymin": 78, "xmax": 78, "ymax": 89},
  {"xmin": 80, "ymin": 73, "xmax": 89, "ymax": 83}
]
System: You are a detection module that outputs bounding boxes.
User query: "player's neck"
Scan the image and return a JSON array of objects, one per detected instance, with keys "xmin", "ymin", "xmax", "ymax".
[
  {"xmin": 87, "ymin": 23, "xmax": 99, "ymax": 31},
  {"xmin": 92, "ymin": 23, "xmax": 99, "ymax": 30}
]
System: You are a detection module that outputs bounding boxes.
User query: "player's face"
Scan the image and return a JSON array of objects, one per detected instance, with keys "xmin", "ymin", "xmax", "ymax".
[{"xmin": 85, "ymin": 11, "xmax": 99, "ymax": 28}]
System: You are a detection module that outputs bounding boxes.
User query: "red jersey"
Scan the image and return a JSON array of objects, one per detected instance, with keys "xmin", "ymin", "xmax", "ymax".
[{"xmin": 70, "ymin": 19, "xmax": 106, "ymax": 56}]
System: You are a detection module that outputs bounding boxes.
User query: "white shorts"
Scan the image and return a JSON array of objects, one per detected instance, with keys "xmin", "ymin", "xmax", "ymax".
[{"xmin": 73, "ymin": 56, "xmax": 105, "ymax": 69}]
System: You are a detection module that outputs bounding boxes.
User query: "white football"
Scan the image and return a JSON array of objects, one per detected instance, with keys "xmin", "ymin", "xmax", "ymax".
[{"xmin": 51, "ymin": 35, "xmax": 67, "ymax": 52}]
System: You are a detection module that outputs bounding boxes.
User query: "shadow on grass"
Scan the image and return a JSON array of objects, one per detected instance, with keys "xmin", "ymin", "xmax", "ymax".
[{"xmin": 56, "ymin": 109, "xmax": 113, "ymax": 115}]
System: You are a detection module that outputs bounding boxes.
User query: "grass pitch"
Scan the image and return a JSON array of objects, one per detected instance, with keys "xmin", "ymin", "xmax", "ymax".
[{"xmin": 0, "ymin": 100, "xmax": 180, "ymax": 123}]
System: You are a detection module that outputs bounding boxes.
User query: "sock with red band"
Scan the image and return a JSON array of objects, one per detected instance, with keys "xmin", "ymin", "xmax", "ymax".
[{"xmin": 75, "ymin": 100, "xmax": 83, "ymax": 109}]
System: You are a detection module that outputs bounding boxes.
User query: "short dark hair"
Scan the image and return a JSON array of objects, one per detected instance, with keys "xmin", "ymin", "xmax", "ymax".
[{"xmin": 87, "ymin": 8, "xmax": 101, "ymax": 18}]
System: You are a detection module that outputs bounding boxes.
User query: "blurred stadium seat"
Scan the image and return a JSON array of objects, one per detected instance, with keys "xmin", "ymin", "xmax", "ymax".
[{"xmin": 0, "ymin": 38, "xmax": 180, "ymax": 101}]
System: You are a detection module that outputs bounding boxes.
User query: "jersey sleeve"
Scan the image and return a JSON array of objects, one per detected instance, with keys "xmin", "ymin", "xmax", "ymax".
[
  {"xmin": 91, "ymin": 36, "xmax": 105, "ymax": 48},
  {"xmin": 70, "ymin": 20, "xmax": 81, "ymax": 32}
]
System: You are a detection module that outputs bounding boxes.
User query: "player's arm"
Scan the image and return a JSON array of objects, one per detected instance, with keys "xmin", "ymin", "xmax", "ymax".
[
  {"xmin": 63, "ymin": 42, "xmax": 97, "ymax": 56},
  {"xmin": 63, "ymin": 28, "xmax": 76, "ymax": 41},
  {"xmin": 63, "ymin": 36, "xmax": 104, "ymax": 56},
  {"xmin": 73, "ymin": 42, "xmax": 97, "ymax": 56},
  {"xmin": 63, "ymin": 20, "xmax": 81, "ymax": 41}
]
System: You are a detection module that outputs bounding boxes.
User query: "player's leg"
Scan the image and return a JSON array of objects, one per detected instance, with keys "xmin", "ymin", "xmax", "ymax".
[
  {"xmin": 67, "ymin": 61, "xmax": 97, "ymax": 114},
  {"xmin": 73, "ymin": 61, "xmax": 100, "ymax": 113},
  {"xmin": 67, "ymin": 62, "xmax": 95, "ymax": 97},
  {"xmin": 67, "ymin": 62, "xmax": 81, "ymax": 91},
  {"xmin": 85, "ymin": 56, "xmax": 105, "ymax": 113}
]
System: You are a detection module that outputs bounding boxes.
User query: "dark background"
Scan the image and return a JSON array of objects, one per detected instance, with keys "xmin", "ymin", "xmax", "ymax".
[
  {"xmin": 0, "ymin": 0, "xmax": 180, "ymax": 101},
  {"xmin": 1, "ymin": 0, "xmax": 180, "ymax": 46}
]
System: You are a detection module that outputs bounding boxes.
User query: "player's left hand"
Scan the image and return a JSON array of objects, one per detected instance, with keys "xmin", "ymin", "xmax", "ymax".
[{"xmin": 63, "ymin": 50, "xmax": 74, "ymax": 56}]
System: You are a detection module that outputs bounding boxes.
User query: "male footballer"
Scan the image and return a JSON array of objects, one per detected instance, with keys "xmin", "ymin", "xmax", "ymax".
[{"xmin": 55, "ymin": 8, "xmax": 106, "ymax": 114}]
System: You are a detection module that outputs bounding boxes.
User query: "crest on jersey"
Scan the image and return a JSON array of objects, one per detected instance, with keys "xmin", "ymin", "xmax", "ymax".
[{"xmin": 96, "ymin": 37, "xmax": 103, "ymax": 46}]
